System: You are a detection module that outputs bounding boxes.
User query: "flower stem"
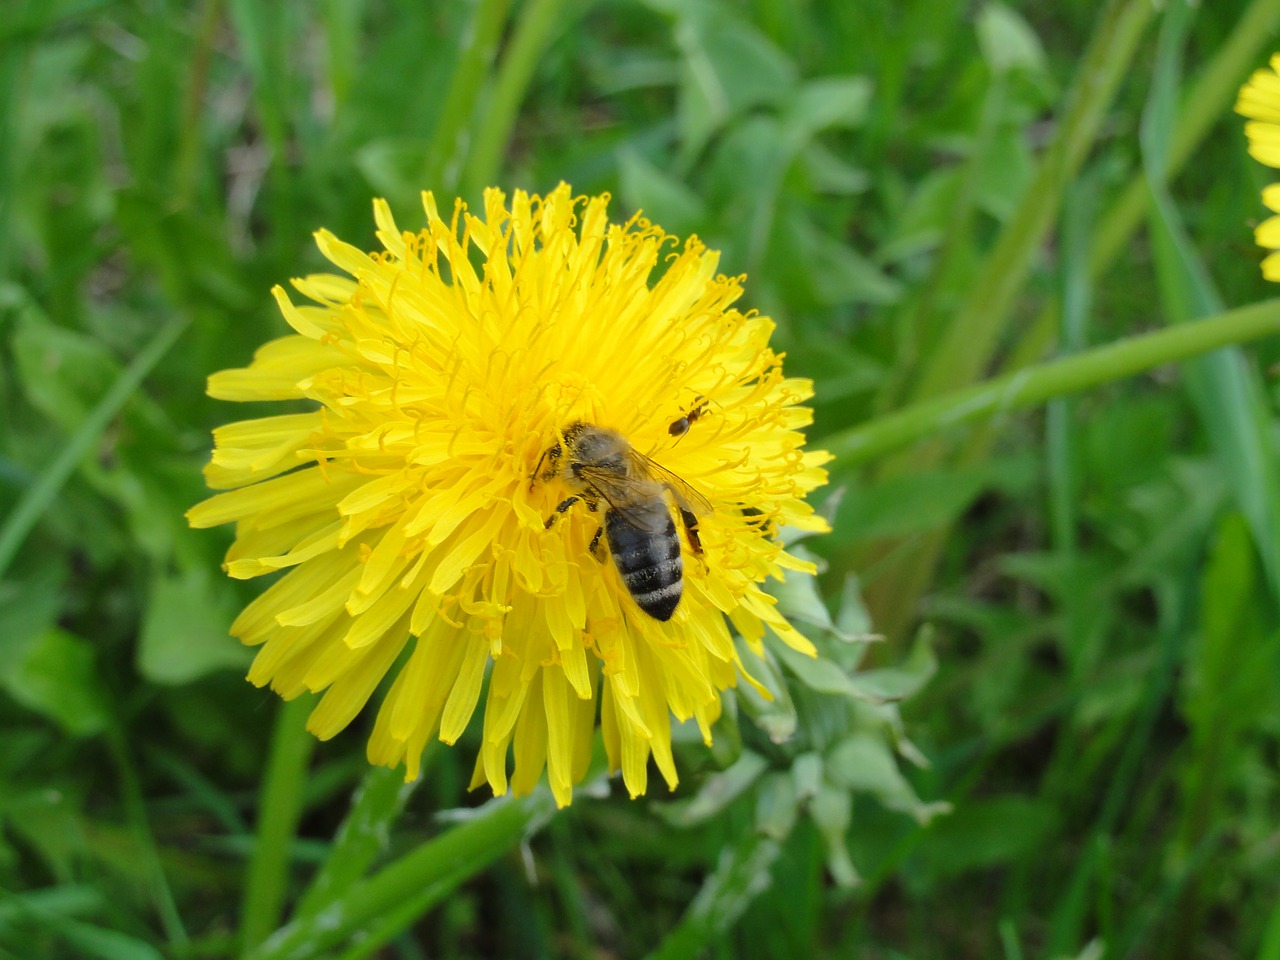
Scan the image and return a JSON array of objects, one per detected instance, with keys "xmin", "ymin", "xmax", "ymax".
[
  {"xmin": 644, "ymin": 831, "xmax": 782, "ymax": 960},
  {"xmin": 247, "ymin": 790, "xmax": 558, "ymax": 960},
  {"xmin": 903, "ymin": 0, "xmax": 1155, "ymax": 408},
  {"xmin": 423, "ymin": 0, "xmax": 514, "ymax": 195},
  {"xmin": 824, "ymin": 299, "xmax": 1280, "ymax": 465},
  {"xmin": 1089, "ymin": 0, "xmax": 1280, "ymax": 276},
  {"xmin": 292, "ymin": 757, "xmax": 426, "ymax": 921},
  {"xmin": 860, "ymin": 0, "xmax": 1280, "ymax": 639},
  {"xmin": 240, "ymin": 696, "xmax": 317, "ymax": 952},
  {"xmin": 459, "ymin": 0, "xmax": 577, "ymax": 203}
]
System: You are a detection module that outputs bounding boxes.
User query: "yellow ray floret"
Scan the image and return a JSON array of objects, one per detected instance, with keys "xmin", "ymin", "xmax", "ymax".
[
  {"xmin": 1238, "ymin": 54, "xmax": 1280, "ymax": 281},
  {"xmin": 188, "ymin": 183, "xmax": 829, "ymax": 807}
]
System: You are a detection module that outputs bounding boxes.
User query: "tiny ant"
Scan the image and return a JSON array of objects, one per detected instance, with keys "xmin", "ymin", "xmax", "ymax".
[{"xmin": 668, "ymin": 396, "xmax": 709, "ymax": 438}]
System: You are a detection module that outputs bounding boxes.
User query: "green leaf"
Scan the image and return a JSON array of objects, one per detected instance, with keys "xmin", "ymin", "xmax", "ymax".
[
  {"xmin": 656, "ymin": 750, "xmax": 768, "ymax": 827},
  {"xmin": 782, "ymin": 213, "xmax": 903, "ymax": 307},
  {"xmin": 617, "ymin": 148, "xmax": 708, "ymax": 239},
  {"xmin": 645, "ymin": 830, "xmax": 782, "ymax": 960},
  {"xmin": 809, "ymin": 781, "xmax": 858, "ymax": 887},
  {"xmin": 910, "ymin": 795, "xmax": 1058, "ymax": 879},
  {"xmin": 3, "ymin": 790, "xmax": 87, "ymax": 881},
  {"xmin": 1141, "ymin": 0, "xmax": 1280, "ymax": 606},
  {"xmin": 137, "ymin": 566, "xmax": 248, "ymax": 685},
  {"xmin": 824, "ymin": 732, "xmax": 938, "ymax": 824},
  {"xmin": 977, "ymin": 4, "xmax": 1048, "ymax": 75},
  {"xmin": 734, "ymin": 638, "xmax": 798, "ymax": 743},
  {"xmin": 12, "ymin": 310, "xmax": 122, "ymax": 433},
  {"xmin": 1, "ymin": 628, "xmax": 109, "ymax": 736},
  {"xmin": 847, "ymin": 629, "xmax": 938, "ymax": 703},
  {"xmin": 673, "ymin": 8, "xmax": 797, "ymax": 162},
  {"xmin": 0, "ymin": 559, "xmax": 63, "ymax": 675},
  {"xmin": 831, "ymin": 459, "xmax": 1035, "ymax": 544},
  {"xmin": 790, "ymin": 751, "xmax": 822, "ymax": 802},
  {"xmin": 800, "ymin": 141, "xmax": 870, "ymax": 195},
  {"xmin": 14, "ymin": 910, "xmax": 164, "ymax": 960},
  {"xmin": 754, "ymin": 771, "xmax": 798, "ymax": 840},
  {"xmin": 768, "ymin": 634, "xmax": 867, "ymax": 700},
  {"xmin": 782, "ymin": 76, "xmax": 873, "ymax": 135}
]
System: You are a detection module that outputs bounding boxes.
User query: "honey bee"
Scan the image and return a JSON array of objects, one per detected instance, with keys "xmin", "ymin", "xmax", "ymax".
[{"xmin": 535, "ymin": 422, "xmax": 712, "ymax": 621}]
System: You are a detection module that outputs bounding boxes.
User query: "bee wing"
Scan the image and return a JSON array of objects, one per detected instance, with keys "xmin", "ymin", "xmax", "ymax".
[
  {"xmin": 624, "ymin": 449, "xmax": 714, "ymax": 517},
  {"xmin": 574, "ymin": 466, "xmax": 673, "ymax": 532}
]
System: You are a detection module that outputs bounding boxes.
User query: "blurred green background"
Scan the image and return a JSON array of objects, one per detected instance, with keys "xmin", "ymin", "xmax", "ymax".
[{"xmin": 4, "ymin": 0, "xmax": 1280, "ymax": 957}]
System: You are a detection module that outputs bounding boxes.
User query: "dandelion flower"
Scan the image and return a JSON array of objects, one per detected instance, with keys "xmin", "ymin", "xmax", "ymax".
[
  {"xmin": 187, "ymin": 184, "xmax": 829, "ymax": 807},
  {"xmin": 1237, "ymin": 53, "xmax": 1280, "ymax": 281}
]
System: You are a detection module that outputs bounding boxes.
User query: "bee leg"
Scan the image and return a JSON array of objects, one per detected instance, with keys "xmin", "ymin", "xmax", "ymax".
[
  {"xmin": 531, "ymin": 445, "xmax": 562, "ymax": 486},
  {"xmin": 679, "ymin": 508, "xmax": 704, "ymax": 556},
  {"xmin": 544, "ymin": 495, "xmax": 581, "ymax": 529},
  {"xmin": 588, "ymin": 525, "xmax": 606, "ymax": 563}
]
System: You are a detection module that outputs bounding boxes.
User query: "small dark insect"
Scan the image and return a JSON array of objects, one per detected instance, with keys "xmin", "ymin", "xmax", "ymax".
[
  {"xmin": 668, "ymin": 396, "xmax": 709, "ymax": 437},
  {"xmin": 739, "ymin": 505, "xmax": 778, "ymax": 539},
  {"xmin": 536, "ymin": 422, "xmax": 711, "ymax": 621}
]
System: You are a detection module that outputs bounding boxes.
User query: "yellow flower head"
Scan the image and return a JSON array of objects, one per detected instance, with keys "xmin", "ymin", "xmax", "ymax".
[
  {"xmin": 1237, "ymin": 53, "xmax": 1280, "ymax": 281},
  {"xmin": 187, "ymin": 184, "xmax": 829, "ymax": 807}
]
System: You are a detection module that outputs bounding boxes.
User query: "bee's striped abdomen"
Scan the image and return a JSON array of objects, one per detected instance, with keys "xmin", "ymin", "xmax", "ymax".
[{"xmin": 606, "ymin": 509, "xmax": 683, "ymax": 621}]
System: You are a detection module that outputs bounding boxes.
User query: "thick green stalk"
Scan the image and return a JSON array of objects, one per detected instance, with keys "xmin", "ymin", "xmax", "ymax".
[
  {"xmin": 459, "ymin": 0, "xmax": 578, "ymax": 203},
  {"xmin": 248, "ymin": 790, "xmax": 558, "ymax": 960},
  {"xmin": 857, "ymin": 0, "xmax": 1280, "ymax": 638},
  {"xmin": 422, "ymin": 0, "xmax": 514, "ymax": 195},
  {"xmin": 1089, "ymin": 0, "xmax": 1280, "ymax": 276},
  {"xmin": 644, "ymin": 831, "xmax": 782, "ymax": 960},
  {"xmin": 824, "ymin": 299, "xmax": 1280, "ymax": 465},
  {"xmin": 0, "ymin": 313, "xmax": 191, "ymax": 579},
  {"xmin": 293, "ymin": 760, "xmax": 424, "ymax": 921},
  {"xmin": 901, "ymin": 0, "xmax": 1155, "ymax": 409},
  {"xmin": 240, "ymin": 697, "xmax": 317, "ymax": 953}
]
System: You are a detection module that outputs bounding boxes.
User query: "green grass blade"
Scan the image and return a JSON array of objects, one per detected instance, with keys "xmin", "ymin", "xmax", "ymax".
[
  {"xmin": 824, "ymin": 299, "xmax": 1280, "ymax": 465},
  {"xmin": 104, "ymin": 723, "xmax": 189, "ymax": 948},
  {"xmin": 1259, "ymin": 895, "xmax": 1280, "ymax": 960},
  {"xmin": 292, "ymin": 761, "xmax": 421, "ymax": 922},
  {"xmin": 0, "ymin": 313, "xmax": 190, "ymax": 580},
  {"xmin": 240, "ymin": 697, "xmax": 318, "ymax": 952},
  {"xmin": 422, "ymin": 0, "xmax": 513, "ymax": 195},
  {"xmin": 901, "ymin": 0, "xmax": 1155, "ymax": 408},
  {"xmin": 460, "ymin": 0, "xmax": 579, "ymax": 203},
  {"xmin": 247, "ymin": 790, "xmax": 559, "ymax": 960},
  {"xmin": 860, "ymin": 0, "xmax": 1280, "ymax": 638},
  {"xmin": 1141, "ymin": 0, "xmax": 1280, "ymax": 601},
  {"xmin": 644, "ymin": 831, "xmax": 782, "ymax": 960}
]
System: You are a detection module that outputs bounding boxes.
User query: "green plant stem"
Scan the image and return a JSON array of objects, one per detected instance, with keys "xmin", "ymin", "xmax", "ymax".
[
  {"xmin": 293, "ymin": 758, "xmax": 424, "ymax": 921},
  {"xmin": 105, "ymin": 722, "xmax": 188, "ymax": 948},
  {"xmin": 459, "ymin": 0, "xmax": 577, "ymax": 203},
  {"xmin": 247, "ymin": 790, "xmax": 558, "ymax": 960},
  {"xmin": 0, "ymin": 313, "xmax": 190, "ymax": 580},
  {"xmin": 1089, "ymin": 0, "xmax": 1280, "ymax": 277},
  {"xmin": 902, "ymin": 0, "xmax": 1155, "ymax": 409},
  {"xmin": 857, "ymin": 0, "xmax": 1280, "ymax": 639},
  {"xmin": 1259, "ymin": 895, "xmax": 1280, "ymax": 960},
  {"xmin": 825, "ymin": 299, "xmax": 1280, "ymax": 465},
  {"xmin": 877, "ymin": 61, "xmax": 1008, "ymax": 413},
  {"xmin": 423, "ymin": 0, "xmax": 513, "ymax": 195},
  {"xmin": 240, "ymin": 696, "xmax": 317, "ymax": 953},
  {"xmin": 644, "ymin": 831, "xmax": 782, "ymax": 960},
  {"xmin": 175, "ymin": 0, "xmax": 223, "ymax": 208}
]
